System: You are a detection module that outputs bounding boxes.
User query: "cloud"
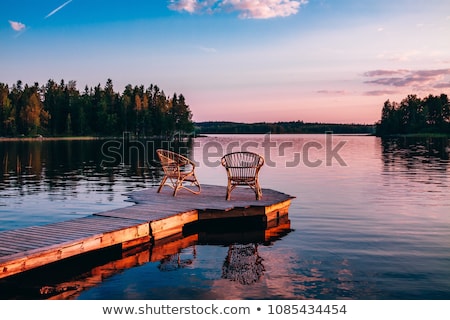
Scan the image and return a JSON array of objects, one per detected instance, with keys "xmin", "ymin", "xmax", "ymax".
[
  {"xmin": 363, "ymin": 90, "xmax": 398, "ymax": 96},
  {"xmin": 363, "ymin": 70, "xmax": 408, "ymax": 77},
  {"xmin": 433, "ymin": 82, "xmax": 450, "ymax": 89},
  {"xmin": 198, "ymin": 46, "xmax": 217, "ymax": 53},
  {"xmin": 9, "ymin": 20, "xmax": 26, "ymax": 32},
  {"xmin": 168, "ymin": 0, "xmax": 199, "ymax": 13},
  {"xmin": 376, "ymin": 50, "xmax": 420, "ymax": 62},
  {"xmin": 316, "ymin": 90, "xmax": 348, "ymax": 95},
  {"xmin": 45, "ymin": 0, "xmax": 73, "ymax": 19},
  {"xmin": 222, "ymin": 0, "xmax": 306, "ymax": 19},
  {"xmin": 168, "ymin": 0, "xmax": 307, "ymax": 19},
  {"xmin": 364, "ymin": 68, "xmax": 450, "ymax": 90}
]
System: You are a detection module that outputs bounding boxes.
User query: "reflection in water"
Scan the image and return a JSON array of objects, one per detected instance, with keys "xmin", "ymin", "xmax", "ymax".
[
  {"xmin": 222, "ymin": 244, "xmax": 264, "ymax": 285},
  {"xmin": 0, "ymin": 138, "xmax": 192, "ymax": 231},
  {"xmin": 0, "ymin": 216, "xmax": 292, "ymax": 300},
  {"xmin": 1, "ymin": 135, "xmax": 450, "ymax": 299},
  {"xmin": 158, "ymin": 246, "xmax": 197, "ymax": 272},
  {"xmin": 382, "ymin": 136, "xmax": 449, "ymax": 169},
  {"xmin": 0, "ymin": 138, "xmax": 186, "ymax": 191},
  {"xmin": 380, "ymin": 136, "xmax": 450, "ymax": 199}
]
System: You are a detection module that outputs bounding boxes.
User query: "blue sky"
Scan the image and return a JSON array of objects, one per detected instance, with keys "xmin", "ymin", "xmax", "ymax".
[{"xmin": 2, "ymin": 0, "xmax": 450, "ymax": 123}]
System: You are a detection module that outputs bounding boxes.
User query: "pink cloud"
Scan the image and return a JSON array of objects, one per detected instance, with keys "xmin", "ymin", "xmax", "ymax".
[
  {"xmin": 168, "ymin": 0, "xmax": 307, "ymax": 19},
  {"xmin": 364, "ymin": 68, "xmax": 450, "ymax": 89},
  {"xmin": 363, "ymin": 90, "xmax": 398, "ymax": 96},
  {"xmin": 223, "ymin": 0, "xmax": 306, "ymax": 19},
  {"xmin": 168, "ymin": 0, "xmax": 199, "ymax": 13},
  {"xmin": 434, "ymin": 82, "xmax": 450, "ymax": 89},
  {"xmin": 363, "ymin": 69, "xmax": 408, "ymax": 77},
  {"xmin": 316, "ymin": 90, "xmax": 348, "ymax": 95},
  {"xmin": 9, "ymin": 20, "xmax": 26, "ymax": 32}
]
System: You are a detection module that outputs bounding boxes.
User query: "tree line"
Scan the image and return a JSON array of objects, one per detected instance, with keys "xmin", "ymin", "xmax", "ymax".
[
  {"xmin": 195, "ymin": 121, "xmax": 375, "ymax": 134},
  {"xmin": 375, "ymin": 93, "xmax": 450, "ymax": 136},
  {"xmin": 0, "ymin": 79, "xmax": 194, "ymax": 137}
]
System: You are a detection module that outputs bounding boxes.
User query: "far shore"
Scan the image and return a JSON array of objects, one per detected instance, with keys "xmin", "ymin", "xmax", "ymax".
[
  {"xmin": 377, "ymin": 133, "xmax": 450, "ymax": 138},
  {"xmin": 0, "ymin": 136, "xmax": 101, "ymax": 142},
  {"xmin": 1, "ymin": 132, "xmax": 449, "ymax": 142}
]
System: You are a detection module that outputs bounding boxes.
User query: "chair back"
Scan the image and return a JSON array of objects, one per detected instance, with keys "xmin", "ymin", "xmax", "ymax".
[
  {"xmin": 157, "ymin": 149, "xmax": 186, "ymax": 165},
  {"xmin": 156, "ymin": 149, "xmax": 201, "ymax": 195},
  {"xmin": 221, "ymin": 151, "xmax": 264, "ymax": 179}
]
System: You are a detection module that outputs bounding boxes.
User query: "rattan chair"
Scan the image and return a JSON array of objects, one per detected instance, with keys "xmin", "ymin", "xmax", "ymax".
[
  {"xmin": 221, "ymin": 151, "xmax": 264, "ymax": 200},
  {"xmin": 156, "ymin": 149, "xmax": 201, "ymax": 196}
]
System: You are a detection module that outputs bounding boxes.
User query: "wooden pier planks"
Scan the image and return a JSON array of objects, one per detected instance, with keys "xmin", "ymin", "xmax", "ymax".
[
  {"xmin": 0, "ymin": 184, "xmax": 294, "ymax": 280},
  {"xmin": 126, "ymin": 184, "xmax": 294, "ymax": 216},
  {"xmin": 0, "ymin": 215, "xmax": 149, "ymax": 279}
]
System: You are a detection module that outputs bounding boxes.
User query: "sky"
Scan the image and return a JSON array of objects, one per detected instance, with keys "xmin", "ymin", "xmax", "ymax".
[{"xmin": 1, "ymin": 0, "xmax": 450, "ymax": 124}]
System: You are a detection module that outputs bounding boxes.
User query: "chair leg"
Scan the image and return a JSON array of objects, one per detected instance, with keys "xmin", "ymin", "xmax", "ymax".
[
  {"xmin": 226, "ymin": 180, "xmax": 231, "ymax": 200},
  {"xmin": 173, "ymin": 180, "xmax": 182, "ymax": 197},
  {"xmin": 157, "ymin": 176, "xmax": 167, "ymax": 193},
  {"xmin": 188, "ymin": 174, "xmax": 201, "ymax": 194},
  {"xmin": 255, "ymin": 182, "xmax": 262, "ymax": 200}
]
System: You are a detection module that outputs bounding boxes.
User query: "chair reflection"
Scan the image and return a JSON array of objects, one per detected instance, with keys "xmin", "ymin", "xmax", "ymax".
[
  {"xmin": 157, "ymin": 246, "xmax": 197, "ymax": 272},
  {"xmin": 1, "ymin": 217, "xmax": 291, "ymax": 299},
  {"xmin": 221, "ymin": 243, "xmax": 264, "ymax": 285}
]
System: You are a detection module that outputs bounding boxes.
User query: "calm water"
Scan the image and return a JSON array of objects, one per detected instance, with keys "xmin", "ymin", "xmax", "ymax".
[{"xmin": 0, "ymin": 134, "xmax": 449, "ymax": 299}]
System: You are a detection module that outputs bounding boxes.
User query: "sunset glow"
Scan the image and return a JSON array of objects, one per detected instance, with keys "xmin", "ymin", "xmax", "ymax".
[{"xmin": 1, "ymin": 0, "xmax": 449, "ymax": 124}]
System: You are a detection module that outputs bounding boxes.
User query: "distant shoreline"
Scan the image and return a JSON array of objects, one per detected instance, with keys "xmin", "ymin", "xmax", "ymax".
[
  {"xmin": 0, "ymin": 136, "xmax": 100, "ymax": 142},
  {"xmin": 376, "ymin": 133, "xmax": 450, "ymax": 138},
  {"xmin": 2, "ymin": 132, "xmax": 449, "ymax": 142}
]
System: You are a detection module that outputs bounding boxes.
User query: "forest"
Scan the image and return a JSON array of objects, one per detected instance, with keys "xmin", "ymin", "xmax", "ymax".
[
  {"xmin": 0, "ymin": 79, "xmax": 194, "ymax": 137},
  {"xmin": 195, "ymin": 121, "xmax": 375, "ymax": 134},
  {"xmin": 3, "ymin": 79, "xmax": 447, "ymax": 138},
  {"xmin": 375, "ymin": 93, "xmax": 450, "ymax": 136}
]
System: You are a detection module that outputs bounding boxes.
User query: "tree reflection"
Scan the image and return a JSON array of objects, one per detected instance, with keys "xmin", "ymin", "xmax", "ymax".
[
  {"xmin": 0, "ymin": 138, "xmax": 197, "ymax": 195},
  {"xmin": 381, "ymin": 136, "xmax": 450, "ymax": 170}
]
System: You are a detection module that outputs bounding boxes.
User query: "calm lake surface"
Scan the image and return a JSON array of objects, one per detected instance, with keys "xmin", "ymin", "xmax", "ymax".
[{"xmin": 0, "ymin": 134, "xmax": 449, "ymax": 299}]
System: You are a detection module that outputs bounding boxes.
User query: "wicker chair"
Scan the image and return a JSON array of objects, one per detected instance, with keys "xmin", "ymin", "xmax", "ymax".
[
  {"xmin": 221, "ymin": 151, "xmax": 264, "ymax": 200},
  {"xmin": 156, "ymin": 149, "xmax": 201, "ymax": 196}
]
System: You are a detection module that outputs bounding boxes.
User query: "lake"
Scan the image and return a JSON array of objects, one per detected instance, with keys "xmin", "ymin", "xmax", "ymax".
[{"xmin": 0, "ymin": 134, "xmax": 449, "ymax": 299}]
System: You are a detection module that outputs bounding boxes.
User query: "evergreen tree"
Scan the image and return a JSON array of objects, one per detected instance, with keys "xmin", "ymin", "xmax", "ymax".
[
  {"xmin": 0, "ymin": 83, "xmax": 15, "ymax": 136},
  {"xmin": 376, "ymin": 93, "xmax": 450, "ymax": 136},
  {"xmin": 0, "ymin": 79, "xmax": 195, "ymax": 137}
]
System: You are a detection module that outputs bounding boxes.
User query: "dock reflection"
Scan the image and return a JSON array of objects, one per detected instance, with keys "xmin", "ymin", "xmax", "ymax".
[{"xmin": 0, "ymin": 216, "xmax": 292, "ymax": 300}]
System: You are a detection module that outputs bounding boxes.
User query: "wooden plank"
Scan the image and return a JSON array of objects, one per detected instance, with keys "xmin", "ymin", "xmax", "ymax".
[
  {"xmin": 1, "ymin": 229, "xmax": 91, "ymax": 241},
  {"xmin": 0, "ymin": 247, "xmax": 22, "ymax": 254},
  {"xmin": 0, "ymin": 242, "xmax": 44, "ymax": 252},
  {"xmin": 150, "ymin": 210, "xmax": 198, "ymax": 241},
  {"xmin": 96, "ymin": 210, "xmax": 180, "ymax": 222},
  {"xmin": 0, "ymin": 222, "xmax": 149, "ymax": 278},
  {"xmin": 0, "ymin": 235, "xmax": 56, "ymax": 247},
  {"xmin": 0, "ymin": 184, "xmax": 294, "ymax": 280},
  {"xmin": 0, "ymin": 238, "xmax": 101, "ymax": 278},
  {"xmin": 198, "ymin": 206, "xmax": 265, "ymax": 220},
  {"xmin": 122, "ymin": 235, "xmax": 151, "ymax": 250},
  {"xmin": 265, "ymin": 199, "xmax": 292, "ymax": 222},
  {"xmin": 0, "ymin": 221, "xmax": 148, "ymax": 265}
]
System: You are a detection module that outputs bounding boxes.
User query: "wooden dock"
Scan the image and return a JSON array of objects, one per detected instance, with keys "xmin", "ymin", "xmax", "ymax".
[{"xmin": 0, "ymin": 184, "xmax": 294, "ymax": 280}]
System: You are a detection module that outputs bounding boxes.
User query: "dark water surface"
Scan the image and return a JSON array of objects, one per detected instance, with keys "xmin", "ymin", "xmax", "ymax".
[{"xmin": 1, "ymin": 134, "xmax": 449, "ymax": 299}]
